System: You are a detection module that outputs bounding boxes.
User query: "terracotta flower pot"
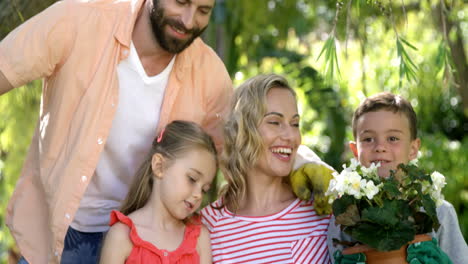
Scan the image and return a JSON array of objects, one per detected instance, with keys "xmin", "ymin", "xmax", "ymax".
[{"xmin": 342, "ymin": 234, "xmax": 432, "ymax": 264}]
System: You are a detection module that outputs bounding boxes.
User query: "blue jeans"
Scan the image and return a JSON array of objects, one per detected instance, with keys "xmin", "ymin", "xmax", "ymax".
[
  {"xmin": 18, "ymin": 227, "xmax": 105, "ymax": 264},
  {"xmin": 17, "ymin": 257, "xmax": 28, "ymax": 264}
]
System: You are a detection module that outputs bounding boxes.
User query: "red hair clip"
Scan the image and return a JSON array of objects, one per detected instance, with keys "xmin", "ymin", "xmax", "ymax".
[{"xmin": 157, "ymin": 127, "xmax": 165, "ymax": 143}]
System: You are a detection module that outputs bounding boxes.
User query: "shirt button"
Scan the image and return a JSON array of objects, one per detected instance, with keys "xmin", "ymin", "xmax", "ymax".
[
  {"xmin": 97, "ymin": 138, "xmax": 103, "ymax": 145},
  {"xmin": 81, "ymin": 176, "xmax": 87, "ymax": 182},
  {"xmin": 65, "ymin": 213, "xmax": 71, "ymax": 220},
  {"xmin": 122, "ymin": 49, "xmax": 129, "ymax": 56},
  {"xmin": 54, "ymin": 251, "xmax": 59, "ymax": 257},
  {"xmin": 163, "ymin": 251, "xmax": 168, "ymax": 257}
]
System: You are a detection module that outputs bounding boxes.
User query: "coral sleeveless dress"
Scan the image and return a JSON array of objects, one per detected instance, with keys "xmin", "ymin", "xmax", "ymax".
[{"xmin": 109, "ymin": 210, "xmax": 201, "ymax": 264}]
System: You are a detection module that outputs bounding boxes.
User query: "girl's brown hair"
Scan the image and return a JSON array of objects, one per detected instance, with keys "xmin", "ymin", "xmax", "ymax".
[{"xmin": 120, "ymin": 120, "xmax": 218, "ymax": 215}]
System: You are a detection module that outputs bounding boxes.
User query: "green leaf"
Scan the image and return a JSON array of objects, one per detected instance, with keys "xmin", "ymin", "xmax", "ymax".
[
  {"xmin": 361, "ymin": 205, "xmax": 398, "ymax": 226},
  {"xmin": 317, "ymin": 37, "xmax": 333, "ymax": 61},
  {"xmin": 381, "ymin": 179, "xmax": 401, "ymax": 198},
  {"xmin": 435, "ymin": 40, "xmax": 446, "ymax": 70},
  {"xmin": 413, "ymin": 212, "xmax": 434, "ymax": 234},
  {"xmin": 400, "ymin": 37, "xmax": 418, "ymax": 51},
  {"xmin": 355, "ymin": 0, "xmax": 361, "ymax": 16},
  {"xmin": 421, "ymin": 194, "xmax": 439, "ymax": 228},
  {"xmin": 361, "ymin": 199, "xmax": 409, "ymax": 226},
  {"xmin": 396, "ymin": 37, "xmax": 419, "ymax": 85},
  {"xmin": 317, "ymin": 35, "xmax": 341, "ymax": 81},
  {"xmin": 349, "ymin": 221, "xmax": 416, "ymax": 251},
  {"xmin": 336, "ymin": 204, "xmax": 361, "ymax": 226},
  {"xmin": 332, "ymin": 194, "xmax": 356, "ymax": 216}
]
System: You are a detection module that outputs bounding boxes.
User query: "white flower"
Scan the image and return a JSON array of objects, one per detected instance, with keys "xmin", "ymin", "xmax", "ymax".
[
  {"xmin": 362, "ymin": 180, "xmax": 381, "ymax": 199},
  {"xmin": 345, "ymin": 171, "xmax": 363, "ymax": 199},
  {"xmin": 326, "ymin": 178, "xmax": 339, "ymax": 201},
  {"xmin": 331, "ymin": 172, "xmax": 346, "ymax": 195},
  {"xmin": 409, "ymin": 152, "xmax": 421, "ymax": 166},
  {"xmin": 430, "ymin": 171, "xmax": 446, "ymax": 191},
  {"xmin": 429, "ymin": 187, "xmax": 445, "ymax": 207},
  {"xmin": 343, "ymin": 158, "xmax": 360, "ymax": 172},
  {"xmin": 350, "ymin": 158, "xmax": 360, "ymax": 171},
  {"xmin": 421, "ymin": 181, "xmax": 431, "ymax": 194},
  {"xmin": 409, "ymin": 158, "xmax": 419, "ymax": 166},
  {"xmin": 432, "ymin": 192, "xmax": 445, "ymax": 207},
  {"xmin": 428, "ymin": 171, "xmax": 446, "ymax": 206},
  {"xmin": 369, "ymin": 161, "xmax": 381, "ymax": 171},
  {"xmin": 326, "ymin": 172, "xmax": 346, "ymax": 200},
  {"xmin": 326, "ymin": 169, "xmax": 364, "ymax": 200},
  {"xmin": 361, "ymin": 162, "xmax": 380, "ymax": 180}
]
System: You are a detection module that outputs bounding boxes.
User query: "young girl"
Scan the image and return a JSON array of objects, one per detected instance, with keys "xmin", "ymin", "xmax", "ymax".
[{"xmin": 100, "ymin": 120, "xmax": 217, "ymax": 264}]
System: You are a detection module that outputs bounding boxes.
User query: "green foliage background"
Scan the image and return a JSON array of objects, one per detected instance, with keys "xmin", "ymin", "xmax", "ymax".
[
  {"xmin": 1, "ymin": 0, "xmax": 467, "ymax": 262},
  {"xmin": 0, "ymin": 82, "xmax": 40, "ymax": 261}
]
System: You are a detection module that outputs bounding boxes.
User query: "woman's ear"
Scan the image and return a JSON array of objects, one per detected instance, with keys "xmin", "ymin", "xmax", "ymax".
[{"xmin": 151, "ymin": 153, "xmax": 165, "ymax": 178}]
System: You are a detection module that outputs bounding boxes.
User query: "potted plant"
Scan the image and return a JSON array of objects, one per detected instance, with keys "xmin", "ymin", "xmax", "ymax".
[{"xmin": 325, "ymin": 159, "xmax": 446, "ymax": 263}]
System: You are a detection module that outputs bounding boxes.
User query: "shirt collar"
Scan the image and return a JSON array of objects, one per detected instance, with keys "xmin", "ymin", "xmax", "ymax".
[{"xmin": 114, "ymin": 0, "xmax": 146, "ymax": 48}]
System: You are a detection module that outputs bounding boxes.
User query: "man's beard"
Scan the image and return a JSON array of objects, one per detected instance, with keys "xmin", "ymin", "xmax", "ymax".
[{"xmin": 150, "ymin": 0, "xmax": 207, "ymax": 54}]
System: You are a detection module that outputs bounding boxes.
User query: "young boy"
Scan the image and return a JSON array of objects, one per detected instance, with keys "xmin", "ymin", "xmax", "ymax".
[{"xmin": 327, "ymin": 92, "xmax": 468, "ymax": 264}]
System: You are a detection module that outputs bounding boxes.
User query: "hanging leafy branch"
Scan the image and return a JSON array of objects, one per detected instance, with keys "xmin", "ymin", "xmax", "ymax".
[
  {"xmin": 396, "ymin": 36, "xmax": 418, "ymax": 86},
  {"xmin": 321, "ymin": 0, "xmax": 423, "ymax": 87},
  {"xmin": 317, "ymin": 35, "xmax": 341, "ymax": 82},
  {"xmin": 435, "ymin": 0, "xmax": 455, "ymax": 85},
  {"xmin": 317, "ymin": 1, "xmax": 343, "ymax": 82},
  {"xmin": 436, "ymin": 40, "xmax": 455, "ymax": 80},
  {"xmin": 386, "ymin": 0, "xmax": 419, "ymax": 87}
]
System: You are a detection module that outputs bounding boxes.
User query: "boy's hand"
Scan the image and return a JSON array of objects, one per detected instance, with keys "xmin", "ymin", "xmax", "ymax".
[{"xmin": 290, "ymin": 163, "xmax": 334, "ymax": 215}]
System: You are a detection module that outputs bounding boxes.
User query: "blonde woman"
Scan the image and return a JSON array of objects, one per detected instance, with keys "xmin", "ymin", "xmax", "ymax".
[{"xmin": 201, "ymin": 74, "xmax": 331, "ymax": 263}]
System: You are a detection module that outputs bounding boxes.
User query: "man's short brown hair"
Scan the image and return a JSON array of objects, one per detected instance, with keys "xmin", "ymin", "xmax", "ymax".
[{"xmin": 352, "ymin": 92, "xmax": 418, "ymax": 140}]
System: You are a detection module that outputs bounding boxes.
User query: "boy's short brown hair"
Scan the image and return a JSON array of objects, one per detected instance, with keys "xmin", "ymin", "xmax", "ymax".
[{"xmin": 352, "ymin": 92, "xmax": 418, "ymax": 140}]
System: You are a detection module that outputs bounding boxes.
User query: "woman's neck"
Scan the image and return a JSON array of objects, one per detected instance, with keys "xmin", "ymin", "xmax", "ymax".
[{"xmin": 236, "ymin": 171, "xmax": 296, "ymax": 216}]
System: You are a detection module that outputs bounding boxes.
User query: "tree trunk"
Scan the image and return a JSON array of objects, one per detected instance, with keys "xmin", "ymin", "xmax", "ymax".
[
  {"xmin": 433, "ymin": 3, "xmax": 468, "ymax": 116},
  {"xmin": 446, "ymin": 23, "xmax": 468, "ymax": 116}
]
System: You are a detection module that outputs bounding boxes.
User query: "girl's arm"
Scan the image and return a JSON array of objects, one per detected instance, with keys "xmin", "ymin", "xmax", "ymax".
[
  {"xmin": 197, "ymin": 225, "xmax": 213, "ymax": 264},
  {"xmin": 99, "ymin": 223, "xmax": 133, "ymax": 263}
]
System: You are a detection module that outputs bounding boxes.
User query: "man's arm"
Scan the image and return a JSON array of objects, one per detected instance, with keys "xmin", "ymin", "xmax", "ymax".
[
  {"xmin": 0, "ymin": 70, "xmax": 14, "ymax": 95},
  {"xmin": 294, "ymin": 145, "xmax": 335, "ymax": 171},
  {"xmin": 0, "ymin": 0, "xmax": 73, "ymax": 93}
]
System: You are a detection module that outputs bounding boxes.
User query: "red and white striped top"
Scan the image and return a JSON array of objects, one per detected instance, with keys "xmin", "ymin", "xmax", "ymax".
[{"xmin": 201, "ymin": 198, "xmax": 331, "ymax": 264}]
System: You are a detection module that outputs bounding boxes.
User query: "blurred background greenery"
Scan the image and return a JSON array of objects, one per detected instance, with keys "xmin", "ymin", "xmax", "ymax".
[{"xmin": 1, "ymin": 0, "xmax": 467, "ymax": 262}]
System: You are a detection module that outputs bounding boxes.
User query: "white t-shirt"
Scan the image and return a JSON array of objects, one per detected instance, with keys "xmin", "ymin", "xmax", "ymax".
[{"xmin": 71, "ymin": 43, "xmax": 176, "ymax": 232}]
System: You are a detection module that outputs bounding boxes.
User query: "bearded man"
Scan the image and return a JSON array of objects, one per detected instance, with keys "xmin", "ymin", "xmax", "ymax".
[{"xmin": 0, "ymin": 0, "xmax": 231, "ymax": 263}]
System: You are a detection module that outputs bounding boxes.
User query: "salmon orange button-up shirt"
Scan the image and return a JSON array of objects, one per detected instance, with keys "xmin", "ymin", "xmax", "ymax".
[{"xmin": 0, "ymin": 0, "xmax": 232, "ymax": 262}]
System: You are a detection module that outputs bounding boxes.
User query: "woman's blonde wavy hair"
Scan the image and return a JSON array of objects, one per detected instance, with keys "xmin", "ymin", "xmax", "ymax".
[{"xmin": 219, "ymin": 74, "xmax": 296, "ymax": 213}]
